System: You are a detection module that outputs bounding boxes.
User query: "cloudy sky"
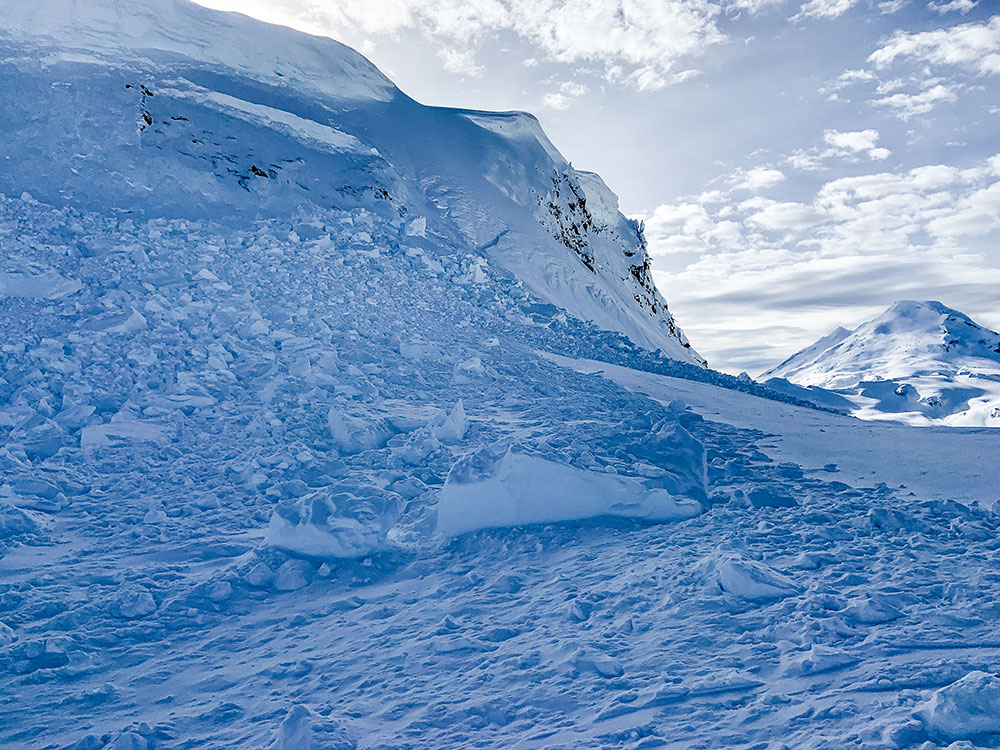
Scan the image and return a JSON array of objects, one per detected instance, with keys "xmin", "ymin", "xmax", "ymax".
[{"xmin": 193, "ymin": 0, "xmax": 1000, "ymax": 373}]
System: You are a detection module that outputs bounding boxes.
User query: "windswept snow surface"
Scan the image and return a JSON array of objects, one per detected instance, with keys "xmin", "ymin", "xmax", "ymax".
[
  {"xmin": 764, "ymin": 301, "xmax": 1000, "ymax": 426},
  {"xmin": 3, "ymin": 3, "xmax": 1000, "ymax": 750}
]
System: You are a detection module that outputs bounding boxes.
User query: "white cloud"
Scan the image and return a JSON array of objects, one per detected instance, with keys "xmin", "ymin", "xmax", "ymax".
[
  {"xmin": 437, "ymin": 47, "xmax": 484, "ymax": 76},
  {"xmin": 749, "ymin": 201, "xmax": 825, "ymax": 230},
  {"xmin": 824, "ymin": 128, "xmax": 878, "ymax": 151},
  {"xmin": 642, "ymin": 153, "xmax": 1000, "ymax": 372},
  {"xmin": 823, "ymin": 128, "xmax": 891, "ymax": 159},
  {"xmin": 737, "ymin": 166, "xmax": 786, "ymax": 190},
  {"xmin": 728, "ymin": 0, "xmax": 788, "ymax": 11},
  {"xmin": 788, "ymin": 129, "xmax": 892, "ymax": 168},
  {"xmin": 928, "ymin": 181, "xmax": 1000, "ymax": 237},
  {"xmin": 821, "ymin": 17, "xmax": 1000, "ymax": 120},
  {"xmin": 195, "ymin": 0, "xmax": 732, "ymax": 91},
  {"xmin": 928, "ymin": 0, "xmax": 978, "ymax": 14},
  {"xmin": 869, "ymin": 16, "xmax": 1000, "ymax": 76},
  {"xmin": 542, "ymin": 93, "xmax": 572, "ymax": 110},
  {"xmin": 795, "ymin": 0, "xmax": 860, "ymax": 19},
  {"xmin": 871, "ymin": 82, "xmax": 959, "ymax": 118},
  {"xmin": 541, "ymin": 80, "xmax": 589, "ymax": 109}
]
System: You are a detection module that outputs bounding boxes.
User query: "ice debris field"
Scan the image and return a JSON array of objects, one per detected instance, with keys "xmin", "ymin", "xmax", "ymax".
[{"xmin": 2, "ymin": 2, "xmax": 1000, "ymax": 749}]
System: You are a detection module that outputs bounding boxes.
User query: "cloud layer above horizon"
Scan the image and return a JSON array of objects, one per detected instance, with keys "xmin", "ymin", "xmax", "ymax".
[{"xmin": 194, "ymin": 0, "xmax": 1000, "ymax": 373}]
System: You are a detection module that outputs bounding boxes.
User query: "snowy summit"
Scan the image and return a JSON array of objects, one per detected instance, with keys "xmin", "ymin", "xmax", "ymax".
[{"xmin": 764, "ymin": 300, "xmax": 1000, "ymax": 426}]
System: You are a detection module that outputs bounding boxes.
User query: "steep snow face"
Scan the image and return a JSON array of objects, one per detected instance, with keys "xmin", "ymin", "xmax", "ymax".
[
  {"xmin": 764, "ymin": 301, "xmax": 1000, "ymax": 426},
  {"xmin": 0, "ymin": 0, "xmax": 702, "ymax": 365},
  {"xmin": 0, "ymin": 0, "xmax": 397, "ymax": 102}
]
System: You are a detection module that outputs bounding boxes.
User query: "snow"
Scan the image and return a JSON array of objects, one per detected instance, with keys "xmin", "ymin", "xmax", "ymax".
[
  {"xmin": 918, "ymin": 671, "xmax": 1000, "ymax": 741},
  {"xmin": 0, "ymin": 271, "xmax": 83, "ymax": 300},
  {"xmin": 437, "ymin": 445, "xmax": 703, "ymax": 536},
  {"xmin": 0, "ymin": 0, "xmax": 397, "ymax": 103},
  {"xmin": 548, "ymin": 352, "xmax": 1000, "ymax": 506},
  {"xmin": 711, "ymin": 553, "xmax": 800, "ymax": 601},
  {"xmin": 0, "ymin": 0, "xmax": 700, "ymax": 364},
  {"xmin": 764, "ymin": 300, "xmax": 1000, "ymax": 426},
  {"xmin": 1, "ymin": 3, "xmax": 1000, "ymax": 749}
]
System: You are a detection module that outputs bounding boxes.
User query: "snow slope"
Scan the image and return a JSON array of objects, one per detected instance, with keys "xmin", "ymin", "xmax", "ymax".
[
  {"xmin": 551, "ymin": 353, "xmax": 1000, "ymax": 507},
  {"xmin": 0, "ymin": 0, "xmax": 702, "ymax": 366},
  {"xmin": 764, "ymin": 300, "xmax": 1000, "ymax": 426},
  {"xmin": 4, "ymin": 3, "xmax": 1000, "ymax": 750}
]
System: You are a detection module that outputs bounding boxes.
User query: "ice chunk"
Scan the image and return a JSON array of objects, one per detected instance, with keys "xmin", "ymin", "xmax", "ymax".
[
  {"xmin": 268, "ymin": 704, "xmax": 355, "ymax": 749},
  {"xmin": 274, "ymin": 559, "xmax": 313, "ymax": 591},
  {"xmin": 0, "ymin": 271, "xmax": 82, "ymax": 300},
  {"xmin": 404, "ymin": 216, "xmax": 427, "ymax": 237},
  {"xmin": 327, "ymin": 408, "xmax": 395, "ymax": 455},
  {"xmin": 108, "ymin": 733, "xmax": 148, "ymax": 750},
  {"xmin": 0, "ymin": 501, "xmax": 42, "ymax": 538},
  {"xmin": 712, "ymin": 553, "xmax": 799, "ymax": 601},
  {"xmin": 430, "ymin": 400, "xmax": 467, "ymax": 443},
  {"xmin": 918, "ymin": 671, "xmax": 1000, "ymax": 741},
  {"xmin": 80, "ymin": 421, "xmax": 167, "ymax": 454},
  {"xmin": 0, "ymin": 620, "xmax": 16, "ymax": 647},
  {"xmin": 629, "ymin": 420, "xmax": 708, "ymax": 504},
  {"xmin": 842, "ymin": 594, "xmax": 903, "ymax": 625},
  {"xmin": 244, "ymin": 562, "xmax": 275, "ymax": 589},
  {"xmin": 113, "ymin": 587, "xmax": 157, "ymax": 619},
  {"xmin": 748, "ymin": 486, "xmax": 798, "ymax": 508},
  {"xmin": 437, "ymin": 445, "xmax": 702, "ymax": 536},
  {"xmin": 266, "ymin": 486, "xmax": 401, "ymax": 559},
  {"xmin": 270, "ymin": 705, "xmax": 314, "ymax": 750},
  {"xmin": 780, "ymin": 645, "xmax": 857, "ymax": 676}
]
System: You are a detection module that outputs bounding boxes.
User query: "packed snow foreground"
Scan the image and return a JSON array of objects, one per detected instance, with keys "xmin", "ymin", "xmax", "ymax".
[{"xmin": 3, "ymin": 2, "xmax": 1000, "ymax": 749}]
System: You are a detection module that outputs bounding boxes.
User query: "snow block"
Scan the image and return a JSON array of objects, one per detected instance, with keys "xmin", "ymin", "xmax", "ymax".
[
  {"xmin": 80, "ymin": 421, "xmax": 167, "ymax": 454},
  {"xmin": 268, "ymin": 704, "xmax": 355, "ymax": 750},
  {"xmin": 918, "ymin": 671, "xmax": 1000, "ymax": 741},
  {"xmin": 436, "ymin": 444, "xmax": 703, "ymax": 536},
  {"xmin": 430, "ymin": 400, "xmax": 467, "ymax": 443},
  {"xmin": 711, "ymin": 553, "xmax": 800, "ymax": 602},
  {"xmin": 266, "ymin": 485, "xmax": 402, "ymax": 559},
  {"xmin": 327, "ymin": 408, "xmax": 395, "ymax": 455},
  {"xmin": 0, "ymin": 620, "xmax": 16, "ymax": 647},
  {"xmin": 113, "ymin": 587, "xmax": 157, "ymax": 619},
  {"xmin": 0, "ymin": 501, "xmax": 43, "ymax": 538},
  {"xmin": 629, "ymin": 419, "xmax": 708, "ymax": 504}
]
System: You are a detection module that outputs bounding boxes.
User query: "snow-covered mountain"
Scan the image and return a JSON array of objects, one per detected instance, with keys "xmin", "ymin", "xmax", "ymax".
[
  {"xmin": 763, "ymin": 300, "xmax": 1000, "ymax": 426},
  {"xmin": 5, "ymin": 3, "xmax": 1000, "ymax": 750},
  {"xmin": 0, "ymin": 0, "xmax": 702, "ymax": 365}
]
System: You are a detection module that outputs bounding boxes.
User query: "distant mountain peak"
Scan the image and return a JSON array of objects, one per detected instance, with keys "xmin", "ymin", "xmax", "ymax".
[{"xmin": 763, "ymin": 300, "xmax": 1000, "ymax": 426}]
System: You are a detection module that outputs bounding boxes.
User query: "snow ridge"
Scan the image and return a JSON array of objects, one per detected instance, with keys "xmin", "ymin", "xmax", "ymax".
[{"xmin": 0, "ymin": 0, "xmax": 701, "ymax": 365}]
